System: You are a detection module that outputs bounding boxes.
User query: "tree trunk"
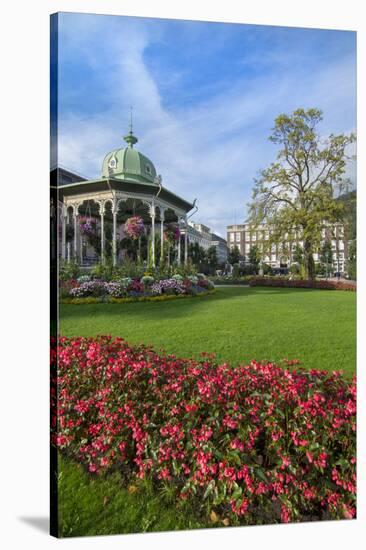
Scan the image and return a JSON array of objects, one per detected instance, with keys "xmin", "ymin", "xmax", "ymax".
[{"xmin": 303, "ymin": 239, "xmax": 315, "ymax": 282}]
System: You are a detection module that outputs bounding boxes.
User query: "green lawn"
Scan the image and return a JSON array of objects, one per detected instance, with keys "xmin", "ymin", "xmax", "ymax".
[
  {"xmin": 57, "ymin": 286, "xmax": 356, "ymax": 536},
  {"xmin": 58, "ymin": 455, "xmax": 207, "ymax": 537},
  {"xmin": 60, "ymin": 286, "xmax": 356, "ymax": 376}
]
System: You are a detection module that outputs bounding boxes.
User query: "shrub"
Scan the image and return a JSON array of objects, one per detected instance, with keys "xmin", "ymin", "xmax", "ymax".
[
  {"xmin": 239, "ymin": 265, "xmax": 258, "ymax": 276},
  {"xmin": 69, "ymin": 279, "xmax": 108, "ymax": 298},
  {"xmin": 151, "ymin": 278, "xmax": 186, "ymax": 295},
  {"xmin": 59, "ymin": 260, "xmax": 80, "ymax": 281},
  {"xmin": 141, "ymin": 275, "xmax": 155, "ymax": 287},
  {"xmin": 76, "ymin": 274, "xmax": 91, "ymax": 284},
  {"xmin": 249, "ymin": 277, "xmax": 356, "ymax": 291},
  {"xmin": 59, "ymin": 279, "xmax": 78, "ymax": 299},
  {"xmin": 197, "ymin": 278, "xmax": 215, "ymax": 290},
  {"xmin": 90, "ymin": 261, "xmax": 114, "ymax": 281},
  {"xmin": 52, "ymin": 337, "xmax": 356, "ymax": 525},
  {"xmin": 290, "ymin": 264, "xmax": 301, "ymax": 275},
  {"xmin": 232, "ymin": 264, "xmax": 240, "ymax": 278}
]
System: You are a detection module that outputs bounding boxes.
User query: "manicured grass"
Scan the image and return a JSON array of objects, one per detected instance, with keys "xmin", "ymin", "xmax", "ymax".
[
  {"xmin": 60, "ymin": 286, "xmax": 356, "ymax": 375},
  {"xmin": 58, "ymin": 455, "xmax": 208, "ymax": 537}
]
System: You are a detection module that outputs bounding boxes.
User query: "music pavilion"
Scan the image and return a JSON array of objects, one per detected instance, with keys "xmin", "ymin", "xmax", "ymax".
[{"xmin": 57, "ymin": 125, "xmax": 195, "ymax": 267}]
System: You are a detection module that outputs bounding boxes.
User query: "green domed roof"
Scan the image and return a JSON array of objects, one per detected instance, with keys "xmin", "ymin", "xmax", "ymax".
[{"xmin": 102, "ymin": 128, "xmax": 157, "ymax": 184}]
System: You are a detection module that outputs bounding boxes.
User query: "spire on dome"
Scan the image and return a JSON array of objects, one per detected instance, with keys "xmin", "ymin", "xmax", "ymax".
[{"xmin": 123, "ymin": 105, "xmax": 138, "ymax": 148}]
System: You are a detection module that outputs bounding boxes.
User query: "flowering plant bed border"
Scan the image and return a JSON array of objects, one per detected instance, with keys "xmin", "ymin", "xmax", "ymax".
[
  {"xmin": 52, "ymin": 336, "xmax": 356, "ymax": 526},
  {"xmin": 60, "ymin": 289, "xmax": 216, "ymax": 305},
  {"xmin": 249, "ymin": 277, "xmax": 356, "ymax": 291}
]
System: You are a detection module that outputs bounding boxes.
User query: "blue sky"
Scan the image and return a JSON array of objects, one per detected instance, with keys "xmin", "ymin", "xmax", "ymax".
[{"xmin": 54, "ymin": 13, "xmax": 356, "ymax": 236}]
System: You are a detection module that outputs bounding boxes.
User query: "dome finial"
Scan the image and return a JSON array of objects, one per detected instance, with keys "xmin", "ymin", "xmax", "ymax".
[
  {"xmin": 129, "ymin": 104, "xmax": 133, "ymax": 133},
  {"xmin": 124, "ymin": 105, "xmax": 138, "ymax": 148}
]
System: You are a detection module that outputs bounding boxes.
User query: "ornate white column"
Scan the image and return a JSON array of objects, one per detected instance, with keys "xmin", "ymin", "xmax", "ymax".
[
  {"xmin": 80, "ymin": 228, "xmax": 83, "ymax": 265},
  {"xmin": 150, "ymin": 203, "xmax": 156, "ymax": 267},
  {"xmin": 73, "ymin": 204, "xmax": 79, "ymax": 262},
  {"xmin": 98, "ymin": 200, "xmax": 105, "ymax": 264},
  {"xmin": 112, "ymin": 200, "xmax": 117, "ymax": 266},
  {"xmin": 160, "ymin": 207, "xmax": 165, "ymax": 264},
  {"xmin": 61, "ymin": 205, "xmax": 67, "ymax": 260},
  {"xmin": 177, "ymin": 219, "xmax": 181, "ymax": 265},
  {"xmin": 184, "ymin": 216, "xmax": 188, "ymax": 265},
  {"xmin": 66, "ymin": 208, "xmax": 71, "ymax": 263}
]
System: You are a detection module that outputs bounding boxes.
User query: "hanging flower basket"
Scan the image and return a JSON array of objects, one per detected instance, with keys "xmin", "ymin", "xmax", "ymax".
[
  {"xmin": 164, "ymin": 224, "xmax": 180, "ymax": 244},
  {"xmin": 124, "ymin": 216, "xmax": 145, "ymax": 240},
  {"xmin": 79, "ymin": 217, "xmax": 97, "ymax": 237}
]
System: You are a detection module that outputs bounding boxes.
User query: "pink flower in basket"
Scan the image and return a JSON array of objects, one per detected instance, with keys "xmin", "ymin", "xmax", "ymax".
[
  {"xmin": 124, "ymin": 216, "xmax": 145, "ymax": 240},
  {"xmin": 79, "ymin": 217, "xmax": 97, "ymax": 236},
  {"xmin": 164, "ymin": 224, "xmax": 180, "ymax": 243}
]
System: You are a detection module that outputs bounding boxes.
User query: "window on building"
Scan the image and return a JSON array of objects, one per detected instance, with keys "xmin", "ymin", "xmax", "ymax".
[
  {"xmin": 230, "ymin": 233, "xmax": 234, "ymax": 242},
  {"xmin": 236, "ymin": 232, "xmax": 241, "ymax": 242}
]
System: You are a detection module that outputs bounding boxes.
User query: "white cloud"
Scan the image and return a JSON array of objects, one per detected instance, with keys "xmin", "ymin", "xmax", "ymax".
[{"xmin": 57, "ymin": 16, "xmax": 356, "ymax": 236}]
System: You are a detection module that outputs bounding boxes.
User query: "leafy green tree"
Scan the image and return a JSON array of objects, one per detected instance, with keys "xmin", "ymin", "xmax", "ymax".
[
  {"xmin": 228, "ymin": 245, "xmax": 240, "ymax": 265},
  {"xmin": 188, "ymin": 242, "xmax": 207, "ymax": 266},
  {"xmin": 320, "ymin": 241, "xmax": 333, "ymax": 278},
  {"xmin": 207, "ymin": 245, "xmax": 218, "ymax": 269},
  {"xmin": 248, "ymin": 108, "xmax": 355, "ymax": 280},
  {"xmin": 292, "ymin": 244, "xmax": 304, "ymax": 265},
  {"xmin": 248, "ymin": 244, "xmax": 261, "ymax": 272},
  {"xmin": 338, "ymin": 190, "xmax": 356, "ymax": 241},
  {"xmin": 347, "ymin": 240, "xmax": 356, "ymax": 280}
]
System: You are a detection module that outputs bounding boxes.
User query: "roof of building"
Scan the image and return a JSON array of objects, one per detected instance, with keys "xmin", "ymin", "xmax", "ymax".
[
  {"xmin": 101, "ymin": 124, "xmax": 157, "ymax": 184},
  {"xmin": 56, "ymin": 122, "xmax": 195, "ymax": 214}
]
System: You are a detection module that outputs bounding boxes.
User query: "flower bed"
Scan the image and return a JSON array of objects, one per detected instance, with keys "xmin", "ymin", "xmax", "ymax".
[
  {"xmin": 52, "ymin": 336, "xmax": 356, "ymax": 525},
  {"xmin": 61, "ymin": 289, "xmax": 216, "ymax": 305},
  {"xmin": 60, "ymin": 273, "xmax": 214, "ymax": 302},
  {"xmin": 249, "ymin": 277, "xmax": 356, "ymax": 291}
]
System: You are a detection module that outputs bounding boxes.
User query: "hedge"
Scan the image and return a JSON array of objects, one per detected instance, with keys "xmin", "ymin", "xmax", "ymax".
[{"xmin": 249, "ymin": 277, "xmax": 356, "ymax": 291}]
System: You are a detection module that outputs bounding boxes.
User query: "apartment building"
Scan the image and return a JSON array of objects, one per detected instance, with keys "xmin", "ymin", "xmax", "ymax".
[{"xmin": 227, "ymin": 222, "xmax": 347, "ymax": 272}]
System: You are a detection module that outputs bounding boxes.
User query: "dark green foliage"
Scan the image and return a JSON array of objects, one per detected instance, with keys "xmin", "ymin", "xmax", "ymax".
[
  {"xmin": 248, "ymin": 244, "xmax": 261, "ymax": 272},
  {"xmin": 348, "ymin": 240, "xmax": 356, "ymax": 280},
  {"xmin": 207, "ymin": 245, "xmax": 219, "ymax": 269},
  {"xmin": 319, "ymin": 241, "xmax": 333, "ymax": 277},
  {"xmin": 292, "ymin": 244, "xmax": 304, "ymax": 265},
  {"xmin": 228, "ymin": 245, "xmax": 240, "ymax": 264}
]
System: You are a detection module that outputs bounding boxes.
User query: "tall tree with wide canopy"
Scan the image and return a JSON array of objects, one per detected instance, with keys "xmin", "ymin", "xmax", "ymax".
[{"xmin": 248, "ymin": 108, "xmax": 355, "ymax": 280}]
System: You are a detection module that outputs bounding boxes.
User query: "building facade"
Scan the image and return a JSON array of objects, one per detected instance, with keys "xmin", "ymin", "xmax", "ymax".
[
  {"xmin": 227, "ymin": 222, "xmax": 348, "ymax": 273},
  {"xmin": 211, "ymin": 233, "xmax": 229, "ymax": 264},
  {"xmin": 181, "ymin": 222, "xmax": 229, "ymax": 264}
]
